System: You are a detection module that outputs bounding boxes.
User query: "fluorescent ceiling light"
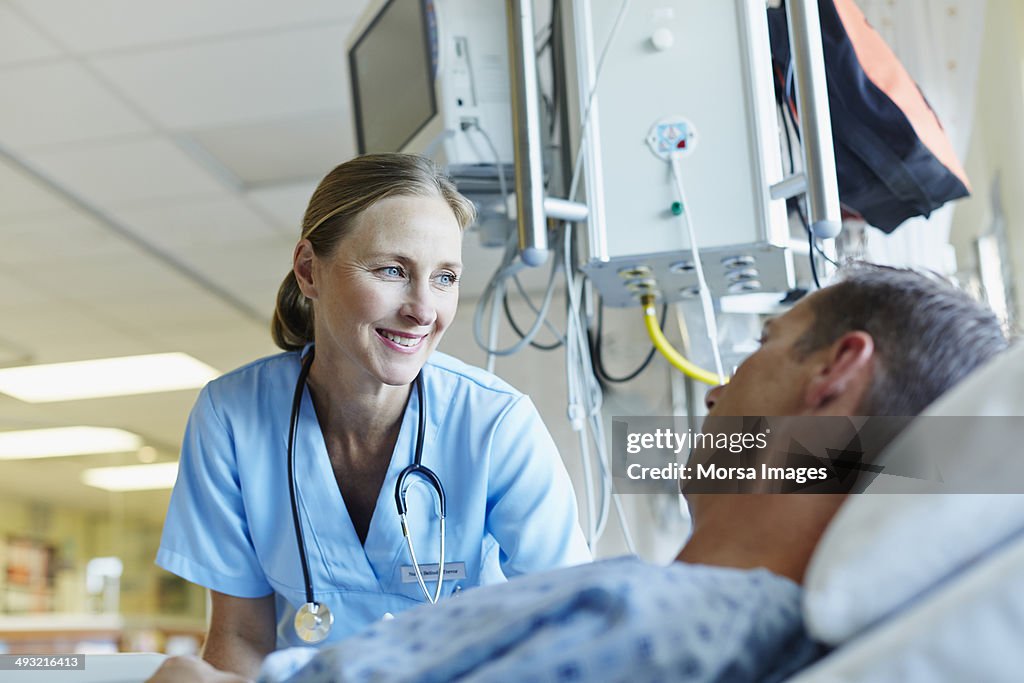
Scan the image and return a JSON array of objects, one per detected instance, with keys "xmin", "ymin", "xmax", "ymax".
[
  {"xmin": 0, "ymin": 352, "xmax": 219, "ymax": 403},
  {"xmin": 82, "ymin": 462, "xmax": 179, "ymax": 492},
  {"xmin": 0, "ymin": 427, "xmax": 143, "ymax": 460}
]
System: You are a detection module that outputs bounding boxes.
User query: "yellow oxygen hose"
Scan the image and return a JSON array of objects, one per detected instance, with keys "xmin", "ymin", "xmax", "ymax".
[{"xmin": 640, "ymin": 295, "xmax": 725, "ymax": 386}]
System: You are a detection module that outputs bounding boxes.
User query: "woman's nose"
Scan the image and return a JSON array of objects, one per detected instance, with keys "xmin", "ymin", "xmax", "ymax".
[{"xmin": 402, "ymin": 283, "xmax": 437, "ymax": 327}]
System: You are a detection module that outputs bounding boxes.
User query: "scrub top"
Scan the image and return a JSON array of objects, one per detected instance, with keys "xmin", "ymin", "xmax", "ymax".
[{"xmin": 157, "ymin": 349, "xmax": 591, "ymax": 647}]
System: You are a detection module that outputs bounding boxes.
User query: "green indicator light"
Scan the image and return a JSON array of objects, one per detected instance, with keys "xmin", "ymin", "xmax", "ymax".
[{"xmin": 671, "ymin": 201, "xmax": 683, "ymax": 216}]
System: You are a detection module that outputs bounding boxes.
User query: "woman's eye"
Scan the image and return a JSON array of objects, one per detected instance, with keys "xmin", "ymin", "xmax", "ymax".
[
  {"xmin": 437, "ymin": 272, "xmax": 459, "ymax": 287},
  {"xmin": 380, "ymin": 266, "xmax": 403, "ymax": 278}
]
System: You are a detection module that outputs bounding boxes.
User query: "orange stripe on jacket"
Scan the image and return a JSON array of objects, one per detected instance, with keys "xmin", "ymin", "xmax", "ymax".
[{"xmin": 834, "ymin": 0, "xmax": 970, "ymax": 190}]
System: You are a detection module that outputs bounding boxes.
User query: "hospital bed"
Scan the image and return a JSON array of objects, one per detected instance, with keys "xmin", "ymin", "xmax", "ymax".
[{"xmin": 788, "ymin": 341, "xmax": 1024, "ymax": 682}]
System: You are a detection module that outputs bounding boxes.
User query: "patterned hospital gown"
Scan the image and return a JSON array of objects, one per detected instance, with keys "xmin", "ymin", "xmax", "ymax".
[{"xmin": 257, "ymin": 557, "xmax": 823, "ymax": 683}]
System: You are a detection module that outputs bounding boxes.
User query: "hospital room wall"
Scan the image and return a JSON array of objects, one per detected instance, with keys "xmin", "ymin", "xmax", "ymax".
[{"xmin": 949, "ymin": 0, "xmax": 1024, "ymax": 327}]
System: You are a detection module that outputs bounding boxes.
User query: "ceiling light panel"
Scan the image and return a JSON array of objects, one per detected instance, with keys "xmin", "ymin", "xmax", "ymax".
[
  {"xmin": 0, "ymin": 426, "xmax": 143, "ymax": 459},
  {"xmin": 81, "ymin": 461, "xmax": 178, "ymax": 491},
  {"xmin": 0, "ymin": 352, "xmax": 220, "ymax": 402}
]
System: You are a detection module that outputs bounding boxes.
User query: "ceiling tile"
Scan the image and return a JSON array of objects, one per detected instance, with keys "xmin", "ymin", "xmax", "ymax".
[
  {"xmin": 23, "ymin": 136, "xmax": 228, "ymax": 205},
  {"xmin": 0, "ymin": 210, "xmax": 134, "ymax": 266},
  {"xmin": 91, "ymin": 26, "xmax": 356, "ymax": 129},
  {"xmin": 154, "ymin": 325, "xmax": 280, "ymax": 374},
  {"xmin": 0, "ymin": 156, "xmax": 74, "ymax": 218},
  {"xmin": 245, "ymin": 179, "xmax": 317, "ymax": 232},
  {"xmin": 188, "ymin": 113, "xmax": 355, "ymax": 187},
  {"xmin": 179, "ymin": 234, "xmax": 294, "ymax": 287},
  {"xmin": 109, "ymin": 195, "xmax": 286, "ymax": 251},
  {"xmin": 0, "ymin": 61, "xmax": 152, "ymax": 148},
  {"xmin": 11, "ymin": 0, "xmax": 368, "ymax": 53},
  {"xmin": 0, "ymin": 269, "xmax": 54, "ymax": 311},
  {"xmin": 0, "ymin": 303, "xmax": 149, "ymax": 361},
  {"xmin": 0, "ymin": 3, "xmax": 62, "ymax": 65}
]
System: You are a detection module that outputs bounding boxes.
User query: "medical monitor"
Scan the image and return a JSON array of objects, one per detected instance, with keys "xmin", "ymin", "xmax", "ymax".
[
  {"xmin": 349, "ymin": 0, "xmax": 437, "ymax": 154},
  {"xmin": 348, "ymin": 0, "xmax": 514, "ymax": 185}
]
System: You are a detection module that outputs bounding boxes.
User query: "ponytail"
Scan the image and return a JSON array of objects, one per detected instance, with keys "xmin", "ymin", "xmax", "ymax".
[{"xmin": 271, "ymin": 270, "xmax": 313, "ymax": 351}]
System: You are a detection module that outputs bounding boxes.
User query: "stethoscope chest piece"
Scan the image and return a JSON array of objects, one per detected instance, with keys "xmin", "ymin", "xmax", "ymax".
[{"xmin": 295, "ymin": 601, "xmax": 333, "ymax": 643}]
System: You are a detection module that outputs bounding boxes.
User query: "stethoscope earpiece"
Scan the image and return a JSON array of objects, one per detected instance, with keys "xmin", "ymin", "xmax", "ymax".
[{"xmin": 287, "ymin": 347, "xmax": 446, "ymax": 641}]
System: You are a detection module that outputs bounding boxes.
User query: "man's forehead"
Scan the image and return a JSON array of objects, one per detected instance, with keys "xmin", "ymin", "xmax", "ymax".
[{"xmin": 770, "ymin": 291, "xmax": 819, "ymax": 330}]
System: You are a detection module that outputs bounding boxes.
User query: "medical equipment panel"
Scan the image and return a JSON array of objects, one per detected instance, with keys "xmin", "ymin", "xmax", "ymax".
[{"xmin": 571, "ymin": 0, "xmax": 794, "ymax": 306}]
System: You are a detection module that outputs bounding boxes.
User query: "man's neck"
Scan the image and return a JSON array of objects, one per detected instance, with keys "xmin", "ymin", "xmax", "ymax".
[{"xmin": 675, "ymin": 494, "xmax": 846, "ymax": 584}]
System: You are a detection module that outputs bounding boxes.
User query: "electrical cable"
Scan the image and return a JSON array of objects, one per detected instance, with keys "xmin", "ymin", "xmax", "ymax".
[
  {"xmin": 640, "ymin": 296, "xmax": 723, "ymax": 386},
  {"xmin": 473, "ymin": 233, "xmax": 563, "ymax": 356},
  {"xmin": 563, "ymin": 223, "xmax": 635, "ymax": 554},
  {"xmin": 485, "ymin": 278, "xmax": 505, "ymax": 373},
  {"xmin": 589, "ymin": 296, "xmax": 666, "ymax": 383},
  {"xmin": 467, "ymin": 122, "xmax": 565, "ymax": 357},
  {"xmin": 567, "ymin": 0, "xmax": 633, "ymax": 202},
  {"xmin": 804, "ymin": 201, "xmax": 822, "ymax": 289},
  {"xmin": 667, "ymin": 152, "xmax": 726, "ymax": 382},
  {"xmin": 502, "ymin": 287, "xmax": 563, "ymax": 350},
  {"xmin": 775, "ymin": 90, "xmax": 838, "ymax": 283},
  {"xmin": 470, "ymin": 2, "xmax": 637, "ymax": 550},
  {"xmin": 465, "ymin": 121, "xmax": 509, "ymax": 217}
]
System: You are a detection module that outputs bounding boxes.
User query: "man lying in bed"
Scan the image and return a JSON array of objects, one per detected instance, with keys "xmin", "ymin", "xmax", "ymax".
[{"xmin": 148, "ymin": 265, "xmax": 1007, "ymax": 683}]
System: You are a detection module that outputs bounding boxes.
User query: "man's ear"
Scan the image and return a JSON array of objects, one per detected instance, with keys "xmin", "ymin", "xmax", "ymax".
[
  {"xmin": 804, "ymin": 331, "xmax": 875, "ymax": 414},
  {"xmin": 293, "ymin": 240, "xmax": 318, "ymax": 300}
]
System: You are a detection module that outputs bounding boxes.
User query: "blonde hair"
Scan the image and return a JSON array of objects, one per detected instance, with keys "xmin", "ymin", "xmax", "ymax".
[{"xmin": 271, "ymin": 153, "xmax": 476, "ymax": 351}]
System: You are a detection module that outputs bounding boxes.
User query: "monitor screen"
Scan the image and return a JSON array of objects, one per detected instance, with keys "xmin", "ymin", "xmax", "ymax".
[{"xmin": 349, "ymin": 0, "xmax": 437, "ymax": 154}]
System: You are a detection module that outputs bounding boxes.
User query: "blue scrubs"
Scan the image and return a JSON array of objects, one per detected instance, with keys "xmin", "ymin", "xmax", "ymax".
[{"xmin": 157, "ymin": 350, "xmax": 591, "ymax": 647}]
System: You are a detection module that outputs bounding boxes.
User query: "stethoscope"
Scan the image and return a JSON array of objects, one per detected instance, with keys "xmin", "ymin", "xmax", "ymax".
[{"xmin": 288, "ymin": 347, "xmax": 447, "ymax": 643}]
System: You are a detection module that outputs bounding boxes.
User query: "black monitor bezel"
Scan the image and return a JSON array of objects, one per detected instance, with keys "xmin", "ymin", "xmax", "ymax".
[{"xmin": 349, "ymin": 0, "xmax": 439, "ymax": 154}]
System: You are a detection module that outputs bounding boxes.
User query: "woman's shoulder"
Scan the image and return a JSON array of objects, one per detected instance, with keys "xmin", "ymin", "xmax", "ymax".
[
  {"xmin": 425, "ymin": 352, "xmax": 523, "ymax": 401},
  {"xmin": 202, "ymin": 349, "xmax": 301, "ymax": 400}
]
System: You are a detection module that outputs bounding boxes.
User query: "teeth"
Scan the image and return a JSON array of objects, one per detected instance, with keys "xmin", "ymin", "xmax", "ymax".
[{"xmin": 380, "ymin": 330, "xmax": 419, "ymax": 347}]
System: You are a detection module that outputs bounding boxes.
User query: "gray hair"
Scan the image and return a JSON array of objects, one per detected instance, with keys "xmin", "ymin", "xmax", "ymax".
[{"xmin": 793, "ymin": 263, "xmax": 1009, "ymax": 415}]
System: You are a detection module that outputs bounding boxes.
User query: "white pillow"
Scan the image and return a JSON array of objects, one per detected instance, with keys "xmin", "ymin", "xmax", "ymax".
[{"xmin": 803, "ymin": 343, "xmax": 1024, "ymax": 645}]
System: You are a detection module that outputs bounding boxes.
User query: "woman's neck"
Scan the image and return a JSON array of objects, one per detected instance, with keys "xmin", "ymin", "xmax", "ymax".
[{"xmin": 304, "ymin": 354, "xmax": 411, "ymax": 453}]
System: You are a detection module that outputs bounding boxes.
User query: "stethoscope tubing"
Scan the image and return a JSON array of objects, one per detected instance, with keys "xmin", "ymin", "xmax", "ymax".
[{"xmin": 287, "ymin": 347, "xmax": 446, "ymax": 642}]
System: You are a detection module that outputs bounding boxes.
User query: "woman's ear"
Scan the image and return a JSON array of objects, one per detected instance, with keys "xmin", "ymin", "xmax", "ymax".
[
  {"xmin": 804, "ymin": 331, "xmax": 875, "ymax": 414},
  {"xmin": 293, "ymin": 240, "xmax": 318, "ymax": 300}
]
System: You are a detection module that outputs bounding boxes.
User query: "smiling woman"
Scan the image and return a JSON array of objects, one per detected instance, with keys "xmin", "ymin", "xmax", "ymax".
[{"xmin": 155, "ymin": 154, "xmax": 591, "ymax": 679}]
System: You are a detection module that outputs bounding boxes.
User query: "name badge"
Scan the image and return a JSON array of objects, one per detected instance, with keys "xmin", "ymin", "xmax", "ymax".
[{"xmin": 400, "ymin": 562, "xmax": 467, "ymax": 584}]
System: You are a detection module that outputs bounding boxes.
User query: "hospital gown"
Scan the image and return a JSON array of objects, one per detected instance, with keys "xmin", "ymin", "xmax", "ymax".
[{"xmin": 257, "ymin": 557, "xmax": 825, "ymax": 683}]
